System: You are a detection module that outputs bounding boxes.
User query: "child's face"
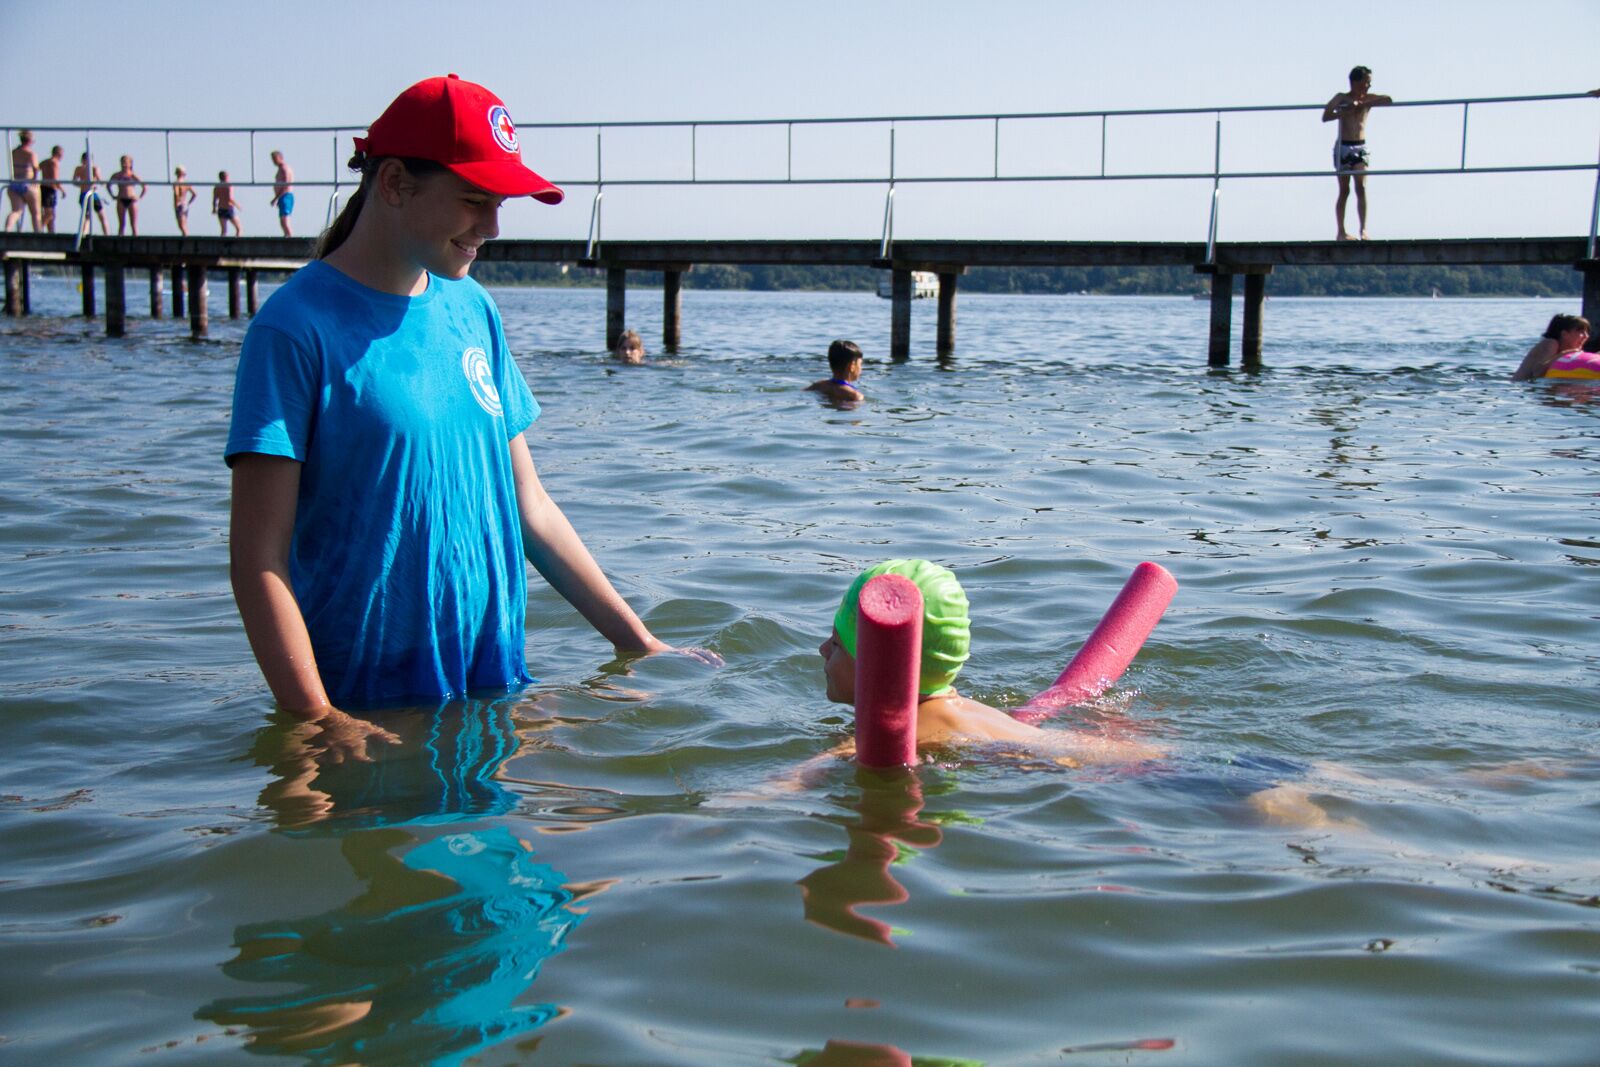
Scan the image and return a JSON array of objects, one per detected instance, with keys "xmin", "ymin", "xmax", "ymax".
[
  {"xmin": 818, "ymin": 629, "xmax": 856, "ymax": 704},
  {"xmin": 1559, "ymin": 325, "xmax": 1589, "ymax": 350}
]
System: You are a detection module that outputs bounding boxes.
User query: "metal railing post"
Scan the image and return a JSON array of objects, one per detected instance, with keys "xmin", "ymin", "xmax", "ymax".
[
  {"xmin": 691, "ymin": 124, "xmax": 697, "ymax": 182},
  {"xmin": 1460, "ymin": 102, "xmax": 1470, "ymax": 170},
  {"xmin": 1100, "ymin": 113, "xmax": 1107, "ymax": 178},
  {"xmin": 879, "ymin": 125, "xmax": 896, "ymax": 258},
  {"xmin": 249, "ymin": 130, "xmax": 256, "ymax": 186},
  {"xmin": 585, "ymin": 128, "xmax": 604, "ymax": 258},
  {"xmin": 1588, "ymin": 120, "xmax": 1600, "ymax": 259},
  {"xmin": 1205, "ymin": 114, "xmax": 1221, "ymax": 263}
]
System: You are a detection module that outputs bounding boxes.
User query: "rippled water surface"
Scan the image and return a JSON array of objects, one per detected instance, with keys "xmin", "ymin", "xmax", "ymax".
[{"xmin": 2, "ymin": 279, "xmax": 1597, "ymax": 1066}]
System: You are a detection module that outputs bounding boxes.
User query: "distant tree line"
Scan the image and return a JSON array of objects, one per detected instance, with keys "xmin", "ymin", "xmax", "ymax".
[{"xmin": 469, "ymin": 260, "xmax": 1583, "ymax": 298}]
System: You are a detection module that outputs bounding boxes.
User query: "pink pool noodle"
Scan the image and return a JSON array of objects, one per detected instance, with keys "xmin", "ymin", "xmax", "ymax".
[
  {"xmin": 853, "ymin": 573, "xmax": 924, "ymax": 770},
  {"xmin": 1013, "ymin": 561, "xmax": 1178, "ymax": 723}
]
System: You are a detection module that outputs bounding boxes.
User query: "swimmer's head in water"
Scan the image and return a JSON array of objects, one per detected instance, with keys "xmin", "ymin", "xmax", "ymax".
[{"xmin": 833, "ymin": 559, "xmax": 971, "ymax": 696}]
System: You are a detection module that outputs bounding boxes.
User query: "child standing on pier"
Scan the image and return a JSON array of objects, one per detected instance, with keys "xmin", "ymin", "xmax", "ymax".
[
  {"xmin": 226, "ymin": 75, "xmax": 707, "ymax": 758},
  {"xmin": 213, "ymin": 171, "xmax": 241, "ymax": 236}
]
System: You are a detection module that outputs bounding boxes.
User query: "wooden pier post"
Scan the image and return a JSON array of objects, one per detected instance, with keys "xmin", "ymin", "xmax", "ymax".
[
  {"xmin": 1241, "ymin": 270, "xmax": 1268, "ymax": 369},
  {"xmin": 80, "ymin": 263, "xmax": 95, "ymax": 317},
  {"xmin": 1201, "ymin": 268, "xmax": 1234, "ymax": 367},
  {"xmin": 1579, "ymin": 261, "xmax": 1600, "ymax": 352},
  {"xmin": 3, "ymin": 259, "xmax": 21, "ymax": 316},
  {"xmin": 187, "ymin": 264, "xmax": 208, "ymax": 339},
  {"xmin": 149, "ymin": 266, "xmax": 164, "ymax": 319},
  {"xmin": 936, "ymin": 271, "xmax": 959, "ymax": 357},
  {"xmin": 105, "ymin": 263, "xmax": 126, "ymax": 337},
  {"xmin": 606, "ymin": 267, "xmax": 625, "ymax": 352},
  {"xmin": 227, "ymin": 268, "xmax": 242, "ymax": 319},
  {"xmin": 246, "ymin": 270, "xmax": 259, "ymax": 316},
  {"xmin": 663, "ymin": 269, "xmax": 682, "ymax": 351},
  {"xmin": 20, "ymin": 259, "xmax": 29, "ymax": 314},
  {"xmin": 890, "ymin": 268, "xmax": 911, "ymax": 360},
  {"xmin": 171, "ymin": 263, "xmax": 185, "ymax": 317}
]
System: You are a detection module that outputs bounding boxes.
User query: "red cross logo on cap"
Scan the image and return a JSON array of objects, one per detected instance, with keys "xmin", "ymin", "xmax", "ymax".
[{"xmin": 487, "ymin": 105, "xmax": 519, "ymax": 154}]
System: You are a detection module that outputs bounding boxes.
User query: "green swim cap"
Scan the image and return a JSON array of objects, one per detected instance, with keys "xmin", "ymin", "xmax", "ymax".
[{"xmin": 832, "ymin": 558, "xmax": 971, "ymax": 696}]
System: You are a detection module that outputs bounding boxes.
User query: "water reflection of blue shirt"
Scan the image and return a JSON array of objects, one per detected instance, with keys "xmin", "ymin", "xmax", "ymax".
[{"xmin": 225, "ymin": 261, "xmax": 539, "ymax": 709}]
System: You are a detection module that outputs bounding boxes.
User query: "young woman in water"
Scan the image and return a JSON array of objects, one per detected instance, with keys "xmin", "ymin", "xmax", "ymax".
[
  {"xmin": 226, "ymin": 75, "xmax": 701, "ymax": 757},
  {"xmin": 1512, "ymin": 313, "xmax": 1590, "ymax": 380}
]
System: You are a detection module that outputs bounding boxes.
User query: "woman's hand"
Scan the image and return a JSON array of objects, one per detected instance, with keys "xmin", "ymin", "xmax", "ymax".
[{"xmin": 297, "ymin": 706, "xmax": 401, "ymax": 763}]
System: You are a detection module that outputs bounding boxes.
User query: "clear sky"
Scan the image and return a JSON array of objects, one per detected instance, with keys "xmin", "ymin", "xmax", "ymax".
[{"xmin": 5, "ymin": 0, "xmax": 1597, "ymax": 243}]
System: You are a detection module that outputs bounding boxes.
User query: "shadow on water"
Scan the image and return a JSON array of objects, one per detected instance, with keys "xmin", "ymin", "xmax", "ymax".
[{"xmin": 196, "ymin": 702, "xmax": 581, "ymax": 1066}]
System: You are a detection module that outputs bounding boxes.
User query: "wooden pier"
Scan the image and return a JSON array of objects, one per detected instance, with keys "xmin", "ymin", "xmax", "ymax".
[{"xmin": 3, "ymin": 233, "xmax": 1597, "ymax": 365}]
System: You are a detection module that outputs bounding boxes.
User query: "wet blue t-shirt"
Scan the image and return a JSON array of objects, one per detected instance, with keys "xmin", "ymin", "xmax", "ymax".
[{"xmin": 225, "ymin": 261, "xmax": 539, "ymax": 708}]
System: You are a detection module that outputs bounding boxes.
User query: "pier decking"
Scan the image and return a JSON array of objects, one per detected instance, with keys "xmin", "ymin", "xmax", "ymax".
[{"xmin": 2, "ymin": 233, "xmax": 1595, "ymax": 366}]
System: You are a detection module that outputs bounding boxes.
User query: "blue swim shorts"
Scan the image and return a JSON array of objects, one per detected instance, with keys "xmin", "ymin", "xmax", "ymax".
[{"xmin": 277, "ymin": 192, "xmax": 294, "ymax": 217}]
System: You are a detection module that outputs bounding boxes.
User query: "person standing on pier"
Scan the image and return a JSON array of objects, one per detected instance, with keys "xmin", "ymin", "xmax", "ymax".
[
  {"xmin": 213, "ymin": 171, "xmax": 242, "ymax": 236},
  {"xmin": 226, "ymin": 74, "xmax": 709, "ymax": 757},
  {"xmin": 270, "ymin": 150, "xmax": 294, "ymax": 237},
  {"xmin": 1322, "ymin": 65, "xmax": 1391, "ymax": 241},
  {"xmin": 5, "ymin": 130, "xmax": 40, "ymax": 233},
  {"xmin": 109, "ymin": 155, "xmax": 147, "ymax": 236},
  {"xmin": 172, "ymin": 166, "xmax": 197, "ymax": 236},
  {"xmin": 38, "ymin": 145, "xmax": 64, "ymax": 233},
  {"xmin": 72, "ymin": 153, "xmax": 109, "ymax": 236}
]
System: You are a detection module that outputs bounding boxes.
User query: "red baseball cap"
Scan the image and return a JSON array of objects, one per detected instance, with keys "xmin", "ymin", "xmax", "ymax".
[{"xmin": 353, "ymin": 74, "xmax": 563, "ymax": 204}]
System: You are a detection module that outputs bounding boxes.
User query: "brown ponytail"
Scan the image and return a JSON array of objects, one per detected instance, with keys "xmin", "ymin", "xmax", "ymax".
[{"xmin": 315, "ymin": 153, "xmax": 452, "ymax": 260}]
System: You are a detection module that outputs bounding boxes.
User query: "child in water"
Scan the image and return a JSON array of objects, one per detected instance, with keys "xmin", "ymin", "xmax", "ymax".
[
  {"xmin": 1511, "ymin": 314, "xmax": 1590, "ymax": 380},
  {"xmin": 819, "ymin": 559, "xmax": 1163, "ymax": 765},
  {"xmin": 806, "ymin": 339, "xmax": 864, "ymax": 403}
]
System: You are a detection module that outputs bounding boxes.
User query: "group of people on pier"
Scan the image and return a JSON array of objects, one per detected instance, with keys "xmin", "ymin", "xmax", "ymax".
[{"xmin": 4, "ymin": 131, "xmax": 295, "ymax": 239}]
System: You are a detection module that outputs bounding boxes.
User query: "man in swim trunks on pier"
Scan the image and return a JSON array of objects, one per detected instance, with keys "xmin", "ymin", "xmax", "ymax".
[
  {"xmin": 213, "ymin": 171, "xmax": 242, "ymax": 236},
  {"xmin": 5, "ymin": 130, "xmax": 40, "ymax": 233},
  {"xmin": 73, "ymin": 153, "xmax": 109, "ymax": 236},
  {"xmin": 1322, "ymin": 65, "xmax": 1391, "ymax": 241},
  {"xmin": 270, "ymin": 150, "xmax": 294, "ymax": 237},
  {"xmin": 39, "ymin": 145, "xmax": 64, "ymax": 233}
]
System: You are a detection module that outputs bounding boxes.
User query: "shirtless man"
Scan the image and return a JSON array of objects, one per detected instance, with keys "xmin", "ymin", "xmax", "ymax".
[
  {"xmin": 213, "ymin": 170, "xmax": 241, "ymax": 236},
  {"xmin": 38, "ymin": 145, "xmax": 64, "ymax": 233},
  {"xmin": 270, "ymin": 150, "xmax": 294, "ymax": 237},
  {"xmin": 172, "ymin": 166, "xmax": 197, "ymax": 236},
  {"xmin": 72, "ymin": 153, "xmax": 110, "ymax": 236},
  {"xmin": 109, "ymin": 155, "xmax": 147, "ymax": 236},
  {"xmin": 5, "ymin": 130, "xmax": 40, "ymax": 232},
  {"xmin": 1322, "ymin": 66, "xmax": 1392, "ymax": 241}
]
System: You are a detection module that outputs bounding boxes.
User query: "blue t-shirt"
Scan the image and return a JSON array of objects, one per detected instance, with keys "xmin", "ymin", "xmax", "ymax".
[{"xmin": 225, "ymin": 261, "xmax": 539, "ymax": 709}]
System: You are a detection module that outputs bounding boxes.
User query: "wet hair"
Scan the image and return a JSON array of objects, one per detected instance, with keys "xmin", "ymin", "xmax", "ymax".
[
  {"xmin": 315, "ymin": 151, "xmax": 448, "ymax": 260},
  {"xmin": 614, "ymin": 328, "xmax": 643, "ymax": 352},
  {"xmin": 1543, "ymin": 314, "xmax": 1590, "ymax": 339},
  {"xmin": 827, "ymin": 339, "xmax": 863, "ymax": 374},
  {"xmin": 18, "ymin": 130, "xmax": 31, "ymax": 143},
  {"xmin": 1349, "ymin": 66, "xmax": 1372, "ymax": 83}
]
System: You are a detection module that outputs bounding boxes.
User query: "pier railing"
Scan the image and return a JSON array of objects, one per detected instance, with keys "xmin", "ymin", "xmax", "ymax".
[{"xmin": 6, "ymin": 91, "xmax": 1598, "ymax": 256}]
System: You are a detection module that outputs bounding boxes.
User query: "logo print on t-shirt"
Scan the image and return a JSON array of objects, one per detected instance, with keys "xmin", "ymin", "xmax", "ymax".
[
  {"xmin": 461, "ymin": 347, "xmax": 503, "ymax": 417},
  {"xmin": 487, "ymin": 105, "xmax": 519, "ymax": 154}
]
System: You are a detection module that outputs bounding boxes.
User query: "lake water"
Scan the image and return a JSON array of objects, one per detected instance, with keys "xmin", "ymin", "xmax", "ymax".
[{"xmin": 2, "ymin": 278, "xmax": 1597, "ymax": 1066}]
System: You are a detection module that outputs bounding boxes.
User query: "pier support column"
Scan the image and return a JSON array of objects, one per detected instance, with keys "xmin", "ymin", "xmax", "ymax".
[
  {"xmin": 890, "ymin": 269, "xmax": 911, "ymax": 360},
  {"xmin": 149, "ymin": 267, "xmax": 164, "ymax": 319},
  {"xmin": 172, "ymin": 264, "xmax": 185, "ymax": 317},
  {"xmin": 187, "ymin": 264, "xmax": 208, "ymax": 339},
  {"xmin": 227, "ymin": 268, "xmax": 242, "ymax": 319},
  {"xmin": 936, "ymin": 272, "xmax": 958, "ymax": 357},
  {"xmin": 21, "ymin": 261, "xmax": 29, "ymax": 314},
  {"xmin": 81, "ymin": 263, "xmax": 96, "ymax": 316},
  {"xmin": 105, "ymin": 263, "xmax": 126, "ymax": 337},
  {"xmin": 1199, "ymin": 268, "xmax": 1234, "ymax": 367},
  {"xmin": 606, "ymin": 267, "xmax": 625, "ymax": 352},
  {"xmin": 663, "ymin": 269, "xmax": 682, "ymax": 351},
  {"xmin": 246, "ymin": 270, "xmax": 259, "ymax": 316},
  {"xmin": 1241, "ymin": 270, "xmax": 1269, "ymax": 370},
  {"xmin": 4, "ymin": 260, "xmax": 22, "ymax": 316},
  {"xmin": 1579, "ymin": 260, "xmax": 1600, "ymax": 352}
]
